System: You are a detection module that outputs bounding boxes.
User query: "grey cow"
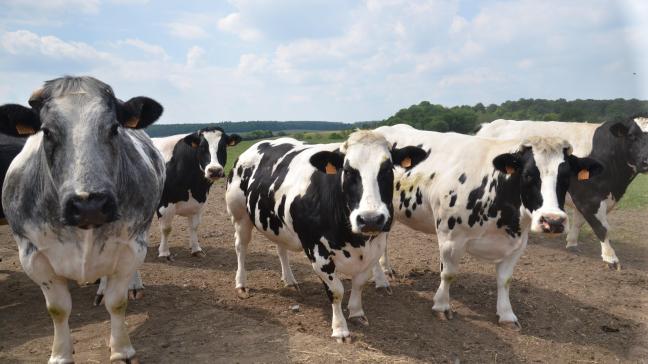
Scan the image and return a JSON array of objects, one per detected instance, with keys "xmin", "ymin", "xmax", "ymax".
[{"xmin": 0, "ymin": 76, "xmax": 165, "ymax": 363}]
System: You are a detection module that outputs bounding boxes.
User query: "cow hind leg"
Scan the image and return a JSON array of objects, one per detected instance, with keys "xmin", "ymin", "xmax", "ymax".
[
  {"xmin": 103, "ymin": 273, "xmax": 138, "ymax": 362},
  {"xmin": 234, "ymin": 218, "xmax": 253, "ymax": 299},
  {"xmin": 566, "ymin": 208, "xmax": 585, "ymax": 252},
  {"xmin": 188, "ymin": 213, "xmax": 205, "ymax": 257},
  {"xmin": 158, "ymin": 212, "xmax": 175, "ymax": 260},
  {"xmin": 495, "ymin": 235, "xmax": 527, "ymax": 331},
  {"xmin": 433, "ymin": 238, "xmax": 465, "ymax": 320},
  {"xmin": 583, "ymin": 205, "xmax": 620, "ymax": 269},
  {"xmin": 277, "ymin": 245, "xmax": 299, "ymax": 290},
  {"xmin": 348, "ymin": 268, "xmax": 373, "ymax": 327}
]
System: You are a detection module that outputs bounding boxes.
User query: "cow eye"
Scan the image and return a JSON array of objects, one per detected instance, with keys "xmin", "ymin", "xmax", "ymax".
[
  {"xmin": 41, "ymin": 127, "xmax": 51, "ymax": 138},
  {"xmin": 110, "ymin": 124, "xmax": 119, "ymax": 137}
]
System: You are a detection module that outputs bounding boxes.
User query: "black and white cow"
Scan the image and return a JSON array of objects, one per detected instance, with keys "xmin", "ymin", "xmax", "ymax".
[
  {"xmin": 153, "ymin": 127, "xmax": 241, "ymax": 259},
  {"xmin": 374, "ymin": 124, "xmax": 603, "ymax": 330},
  {"xmin": 0, "ymin": 134, "xmax": 26, "ymax": 224},
  {"xmin": 226, "ymin": 131, "xmax": 426, "ymax": 341},
  {"xmin": 477, "ymin": 115, "xmax": 648, "ymax": 269},
  {"xmin": 0, "ymin": 76, "xmax": 165, "ymax": 363}
]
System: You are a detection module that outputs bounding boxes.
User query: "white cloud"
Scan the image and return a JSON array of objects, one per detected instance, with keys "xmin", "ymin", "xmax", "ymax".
[
  {"xmin": 217, "ymin": 12, "xmax": 262, "ymax": 41},
  {"xmin": 1, "ymin": 30, "xmax": 109, "ymax": 61},
  {"xmin": 186, "ymin": 46, "xmax": 205, "ymax": 68},
  {"xmin": 120, "ymin": 38, "xmax": 168, "ymax": 59},
  {"xmin": 238, "ymin": 53, "xmax": 269, "ymax": 74},
  {"xmin": 2, "ymin": 0, "xmax": 100, "ymax": 14},
  {"xmin": 167, "ymin": 22, "xmax": 209, "ymax": 39}
]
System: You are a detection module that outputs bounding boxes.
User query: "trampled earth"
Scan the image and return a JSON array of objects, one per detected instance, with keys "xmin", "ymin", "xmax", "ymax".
[{"xmin": 1, "ymin": 183, "xmax": 647, "ymax": 363}]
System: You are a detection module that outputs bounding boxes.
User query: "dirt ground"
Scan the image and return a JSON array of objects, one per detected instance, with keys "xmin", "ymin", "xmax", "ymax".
[{"xmin": 1, "ymin": 183, "xmax": 647, "ymax": 363}]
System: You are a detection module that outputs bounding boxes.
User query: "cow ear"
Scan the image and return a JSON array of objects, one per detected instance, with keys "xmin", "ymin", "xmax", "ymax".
[
  {"xmin": 391, "ymin": 146, "xmax": 428, "ymax": 169},
  {"xmin": 610, "ymin": 122, "xmax": 629, "ymax": 137},
  {"xmin": 183, "ymin": 132, "xmax": 201, "ymax": 149},
  {"xmin": 493, "ymin": 153, "xmax": 521, "ymax": 175},
  {"xmin": 0, "ymin": 104, "xmax": 41, "ymax": 137},
  {"xmin": 567, "ymin": 155, "xmax": 604, "ymax": 180},
  {"xmin": 118, "ymin": 97, "xmax": 163, "ymax": 129},
  {"xmin": 310, "ymin": 151, "xmax": 344, "ymax": 175},
  {"xmin": 227, "ymin": 134, "xmax": 242, "ymax": 147}
]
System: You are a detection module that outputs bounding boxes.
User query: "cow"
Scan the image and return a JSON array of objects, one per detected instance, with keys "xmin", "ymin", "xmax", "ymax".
[
  {"xmin": 476, "ymin": 115, "xmax": 648, "ymax": 269},
  {"xmin": 153, "ymin": 127, "xmax": 241, "ymax": 260},
  {"xmin": 0, "ymin": 76, "xmax": 166, "ymax": 363},
  {"xmin": 225, "ymin": 131, "xmax": 426, "ymax": 342},
  {"xmin": 374, "ymin": 124, "xmax": 603, "ymax": 330},
  {"xmin": 0, "ymin": 134, "xmax": 26, "ymax": 225}
]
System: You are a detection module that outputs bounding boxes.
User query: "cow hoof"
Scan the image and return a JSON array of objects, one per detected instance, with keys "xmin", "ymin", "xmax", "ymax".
[
  {"xmin": 236, "ymin": 287, "xmax": 250, "ymax": 299},
  {"xmin": 335, "ymin": 336, "xmax": 352, "ymax": 344},
  {"xmin": 94, "ymin": 294, "xmax": 104, "ymax": 306},
  {"xmin": 376, "ymin": 286, "xmax": 393, "ymax": 296},
  {"xmin": 128, "ymin": 289, "xmax": 144, "ymax": 300},
  {"xmin": 499, "ymin": 320, "xmax": 522, "ymax": 331},
  {"xmin": 286, "ymin": 283, "xmax": 301, "ymax": 294},
  {"xmin": 111, "ymin": 356, "xmax": 140, "ymax": 364},
  {"xmin": 159, "ymin": 254, "xmax": 175, "ymax": 262},
  {"xmin": 349, "ymin": 315, "xmax": 369, "ymax": 327},
  {"xmin": 385, "ymin": 268, "xmax": 398, "ymax": 279},
  {"xmin": 191, "ymin": 250, "xmax": 206, "ymax": 258},
  {"xmin": 607, "ymin": 262, "xmax": 621, "ymax": 271},
  {"xmin": 435, "ymin": 309, "xmax": 454, "ymax": 321},
  {"xmin": 566, "ymin": 246, "xmax": 581, "ymax": 254}
]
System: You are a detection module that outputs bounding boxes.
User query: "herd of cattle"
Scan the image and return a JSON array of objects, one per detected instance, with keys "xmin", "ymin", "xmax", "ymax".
[{"xmin": 0, "ymin": 76, "xmax": 646, "ymax": 363}]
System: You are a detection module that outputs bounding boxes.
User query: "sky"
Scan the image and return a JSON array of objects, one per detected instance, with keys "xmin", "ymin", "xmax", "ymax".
[{"xmin": 0, "ymin": 0, "xmax": 646, "ymax": 124}]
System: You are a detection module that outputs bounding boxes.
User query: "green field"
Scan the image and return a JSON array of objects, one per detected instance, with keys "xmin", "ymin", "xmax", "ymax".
[{"xmin": 226, "ymin": 137, "xmax": 648, "ymax": 210}]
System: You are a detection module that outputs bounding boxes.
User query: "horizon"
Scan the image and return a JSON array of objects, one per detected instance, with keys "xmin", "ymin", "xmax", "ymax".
[{"xmin": 1, "ymin": 1, "xmax": 647, "ymax": 124}]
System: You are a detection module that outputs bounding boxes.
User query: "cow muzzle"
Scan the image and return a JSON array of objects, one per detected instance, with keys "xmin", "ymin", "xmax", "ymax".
[
  {"xmin": 205, "ymin": 166, "xmax": 225, "ymax": 181},
  {"xmin": 356, "ymin": 212, "xmax": 387, "ymax": 236},
  {"xmin": 62, "ymin": 192, "xmax": 118, "ymax": 229},
  {"xmin": 535, "ymin": 213, "xmax": 567, "ymax": 234}
]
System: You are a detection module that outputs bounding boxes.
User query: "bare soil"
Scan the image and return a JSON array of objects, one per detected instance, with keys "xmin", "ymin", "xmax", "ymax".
[{"xmin": 1, "ymin": 183, "xmax": 647, "ymax": 363}]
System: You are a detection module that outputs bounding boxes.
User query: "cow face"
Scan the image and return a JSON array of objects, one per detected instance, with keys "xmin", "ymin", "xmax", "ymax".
[
  {"xmin": 310, "ymin": 131, "xmax": 427, "ymax": 236},
  {"xmin": 493, "ymin": 137, "xmax": 603, "ymax": 234},
  {"xmin": 609, "ymin": 116, "xmax": 648, "ymax": 173},
  {"xmin": 183, "ymin": 128, "xmax": 241, "ymax": 181},
  {"xmin": 0, "ymin": 76, "xmax": 163, "ymax": 229}
]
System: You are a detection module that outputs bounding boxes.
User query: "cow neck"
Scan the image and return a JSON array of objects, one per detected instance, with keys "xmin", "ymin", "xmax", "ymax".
[{"xmin": 587, "ymin": 124, "xmax": 636, "ymax": 200}]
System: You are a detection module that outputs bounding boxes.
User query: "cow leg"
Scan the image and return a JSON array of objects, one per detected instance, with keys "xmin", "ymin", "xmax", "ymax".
[
  {"xmin": 188, "ymin": 213, "xmax": 205, "ymax": 257},
  {"xmin": 582, "ymin": 202, "xmax": 619, "ymax": 269},
  {"xmin": 311, "ymin": 243, "xmax": 349, "ymax": 342},
  {"xmin": 277, "ymin": 245, "xmax": 299, "ymax": 289},
  {"xmin": 372, "ymin": 234, "xmax": 391, "ymax": 294},
  {"xmin": 432, "ymin": 237, "xmax": 465, "ymax": 320},
  {"xmin": 103, "ymin": 272, "xmax": 137, "ymax": 362},
  {"xmin": 127, "ymin": 270, "xmax": 144, "ymax": 300},
  {"xmin": 158, "ymin": 212, "xmax": 175, "ymax": 260},
  {"xmin": 566, "ymin": 208, "xmax": 585, "ymax": 251},
  {"xmin": 234, "ymin": 218, "xmax": 253, "ymax": 299},
  {"xmin": 43, "ymin": 279, "xmax": 74, "ymax": 364},
  {"xmin": 379, "ymin": 233, "xmax": 397, "ymax": 278},
  {"xmin": 348, "ymin": 267, "xmax": 373, "ymax": 327},
  {"xmin": 496, "ymin": 234, "xmax": 527, "ymax": 331}
]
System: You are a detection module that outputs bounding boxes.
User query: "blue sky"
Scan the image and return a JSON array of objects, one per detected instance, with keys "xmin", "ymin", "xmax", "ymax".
[{"xmin": 0, "ymin": 0, "xmax": 646, "ymax": 123}]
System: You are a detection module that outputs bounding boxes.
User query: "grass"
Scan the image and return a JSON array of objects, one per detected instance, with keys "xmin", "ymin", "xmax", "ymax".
[{"xmin": 225, "ymin": 137, "xmax": 648, "ymax": 210}]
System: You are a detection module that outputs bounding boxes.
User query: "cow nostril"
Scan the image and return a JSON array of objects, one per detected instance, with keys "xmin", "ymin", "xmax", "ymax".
[
  {"xmin": 357, "ymin": 215, "xmax": 366, "ymax": 225},
  {"xmin": 64, "ymin": 192, "xmax": 116, "ymax": 228}
]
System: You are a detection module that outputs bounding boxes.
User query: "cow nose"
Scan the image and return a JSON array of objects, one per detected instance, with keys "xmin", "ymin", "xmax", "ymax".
[
  {"xmin": 356, "ymin": 213, "xmax": 386, "ymax": 234},
  {"xmin": 63, "ymin": 192, "xmax": 117, "ymax": 229},
  {"xmin": 206, "ymin": 166, "xmax": 224, "ymax": 179},
  {"xmin": 539, "ymin": 215, "xmax": 566, "ymax": 234}
]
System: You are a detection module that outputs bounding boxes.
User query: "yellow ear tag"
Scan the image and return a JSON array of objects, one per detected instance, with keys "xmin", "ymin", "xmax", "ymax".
[
  {"xmin": 16, "ymin": 124, "xmax": 35, "ymax": 135},
  {"xmin": 401, "ymin": 157, "xmax": 412, "ymax": 168},
  {"xmin": 325, "ymin": 162, "xmax": 337, "ymax": 175},
  {"xmin": 505, "ymin": 166, "xmax": 515, "ymax": 175},
  {"xmin": 577, "ymin": 169, "xmax": 590, "ymax": 181},
  {"xmin": 125, "ymin": 116, "xmax": 139, "ymax": 128}
]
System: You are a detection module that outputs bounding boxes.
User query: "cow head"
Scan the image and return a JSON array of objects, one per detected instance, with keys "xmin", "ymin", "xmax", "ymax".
[
  {"xmin": 0, "ymin": 76, "xmax": 163, "ymax": 229},
  {"xmin": 608, "ymin": 114, "xmax": 648, "ymax": 173},
  {"xmin": 493, "ymin": 137, "xmax": 603, "ymax": 234},
  {"xmin": 309, "ymin": 131, "xmax": 427, "ymax": 236},
  {"xmin": 182, "ymin": 127, "xmax": 241, "ymax": 181}
]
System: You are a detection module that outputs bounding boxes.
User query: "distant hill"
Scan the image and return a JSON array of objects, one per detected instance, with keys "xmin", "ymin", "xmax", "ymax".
[
  {"xmin": 146, "ymin": 121, "xmax": 353, "ymax": 137},
  {"xmin": 359, "ymin": 98, "xmax": 648, "ymax": 134}
]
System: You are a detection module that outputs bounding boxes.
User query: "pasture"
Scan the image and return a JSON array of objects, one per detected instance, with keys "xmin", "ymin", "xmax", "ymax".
[{"xmin": 0, "ymin": 170, "xmax": 646, "ymax": 362}]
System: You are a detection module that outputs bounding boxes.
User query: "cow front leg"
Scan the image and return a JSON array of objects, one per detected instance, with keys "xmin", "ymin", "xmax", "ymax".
[
  {"xmin": 103, "ymin": 273, "xmax": 138, "ymax": 362},
  {"xmin": 43, "ymin": 278, "xmax": 74, "ymax": 364},
  {"xmin": 234, "ymin": 218, "xmax": 253, "ymax": 299},
  {"xmin": 433, "ymin": 238, "xmax": 465, "ymax": 320},
  {"xmin": 582, "ymin": 203, "xmax": 619, "ymax": 269},
  {"xmin": 157, "ymin": 212, "xmax": 174, "ymax": 260},
  {"xmin": 188, "ymin": 213, "xmax": 205, "ymax": 257},
  {"xmin": 495, "ymin": 235, "xmax": 527, "ymax": 331},
  {"xmin": 348, "ymin": 267, "xmax": 373, "ymax": 326},
  {"xmin": 379, "ymin": 233, "xmax": 397, "ymax": 278},
  {"xmin": 316, "ymin": 272, "xmax": 349, "ymax": 342},
  {"xmin": 277, "ymin": 245, "xmax": 299, "ymax": 290},
  {"xmin": 566, "ymin": 208, "xmax": 585, "ymax": 251}
]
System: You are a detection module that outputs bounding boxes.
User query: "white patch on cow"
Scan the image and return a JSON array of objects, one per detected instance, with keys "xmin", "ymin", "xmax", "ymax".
[
  {"xmin": 522, "ymin": 137, "xmax": 570, "ymax": 234},
  {"xmin": 634, "ymin": 117, "xmax": 648, "ymax": 132},
  {"xmin": 202, "ymin": 130, "xmax": 224, "ymax": 179},
  {"xmin": 6, "ymin": 132, "xmax": 43, "ymax": 179},
  {"xmin": 342, "ymin": 131, "xmax": 392, "ymax": 235},
  {"xmin": 128, "ymin": 132, "xmax": 160, "ymax": 173},
  {"xmin": 151, "ymin": 133, "xmax": 187, "ymax": 162}
]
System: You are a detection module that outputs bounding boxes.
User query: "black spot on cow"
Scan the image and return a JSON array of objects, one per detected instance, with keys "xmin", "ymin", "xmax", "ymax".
[
  {"xmin": 466, "ymin": 176, "xmax": 488, "ymax": 210},
  {"xmin": 395, "ymin": 181, "xmax": 401, "ymax": 191},
  {"xmin": 430, "ymin": 172, "xmax": 436, "ymax": 180},
  {"xmin": 449, "ymin": 194, "xmax": 457, "ymax": 207},
  {"xmin": 359, "ymin": 255, "xmax": 363, "ymax": 261},
  {"xmin": 458, "ymin": 173, "xmax": 467, "ymax": 184},
  {"xmin": 322, "ymin": 281, "xmax": 334, "ymax": 302},
  {"xmin": 456, "ymin": 217, "xmax": 462, "ymax": 224},
  {"xmin": 24, "ymin": 241, "xmax": 38, "ymax": 256},
  {"xmin": 342, "ymin": 250, "xmax": 351, "ymax": 258},
  {"xmin": 405, "ymin": 210, "xmax": 412, "ymax": 218},
  {"xmin": 448, "ymin": 217, "xmax": 456, "ymax": 229},
  {"xmin": 415, "ymin": 188, "xmax": 423, "ymax": 205},
  {"xmin": 321, "ymin": 259, "xmax": 336, "ymax": 274}
]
